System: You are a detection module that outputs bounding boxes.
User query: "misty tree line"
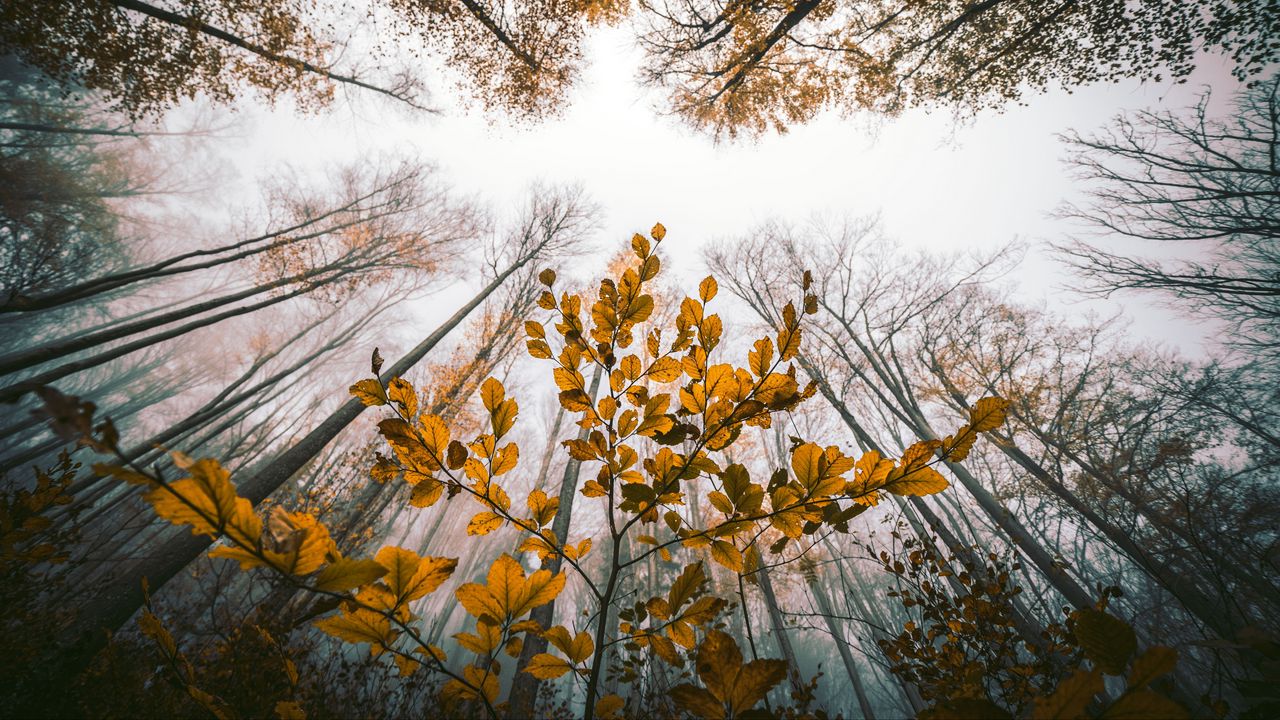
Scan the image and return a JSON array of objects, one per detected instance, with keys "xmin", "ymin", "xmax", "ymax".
[{"xmin": 1, "ymin": 2, "xmax": 1277, "ymax": 719}]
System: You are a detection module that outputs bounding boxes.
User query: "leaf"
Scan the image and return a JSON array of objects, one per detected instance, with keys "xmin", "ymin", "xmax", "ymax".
[
  {"xmin": 710, "ymin": 540, "xmax": 743, "ymax": 573},
  {"xmin": 468, "ymin": 511, "xmax": 504, "ymax": 536},
  {"xmin": 699, "ymin": 276, "xmax": 718, "ymax": 302},
  {"xmin": 729, "ymin": 659, "xmax": 789, "ymax": 715},
  {"xmin": 595, "ymin": 694, "xmax": 625, "ymax": 719},
  {"xmin": 370, "ymin": 348, "xmax": 384, "ymax": 376},
  {"xmin": 375, "ymin": 546, "xmax": 456, "ymax": 604},
  {"xmin": 525, "ymin": 653, "xmax": 574, "ymax": 679},
  {"xmin": 566, "ymin": 630, "xmax": 594, "ymax": 664},
  {"xmin": 144, "ymin": 458, "xmax": 242, "ymax": 538},
  {"xmin": 651, "ymin": 222, "xmax": 666, "ymax": 241},
  {"xmin": 1127, "ymin": 646, "xmax": 1178, "ymax": 689},
  {"xmin": 314, "ymin": 609, "xmax": 394, "ymax": 653},
  {"xmin": 387, "ymin": 377, "xmax": 417, "ymax": 417},
  {"xmin": 275, "ymin": 700, "xmax": 306, "ymax": 720},
  {"xmin": 539, "ymin": 268, "xmax": 556, "ymax": 285},
  {"xmin": 969, "ymin": 397, "xmax": 1009, "ymax": 432},
  {"xmin": 670, "ymin": 685, "xmax": 723, "ymax": 719},
  {"xmin": 695, "ymin": 629, "xmax": 741, "ymax": 703},
  {"xmin": 1073, "ymin": 608, "xmax": 1137, "ymax": 674},
  {"xmin": 313, "ymin": 558, "xmax": 387, "ymax": 592},
  {"xmin": 1031, "ymin": 668, "xmax": 1103, "ymax": 719},
  {"xmin": 349, "ymin": 379, "xmax": 387, "ymax": 406},
  {"xmin": 668, "ymin": 561, "xmax": 706, "ymax": 612},
  {"xmin": 480, "ymin": 377, "xmax": 506, "ymax": 412},
  {"xmin": 882, "ymin": 465, "xmax": 949, "ymax": 496}
]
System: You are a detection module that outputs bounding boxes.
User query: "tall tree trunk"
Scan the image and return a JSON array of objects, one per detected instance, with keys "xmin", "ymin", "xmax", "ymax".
[
  {"xmin": 507, "ymin": 368, "xmax": 603, "ymax": 718},
  {"xmin": 803, "ymin": 561, "xmax": 875, "ymax": 719},
  {"xmin": 755, "ymin": 560, "xmax": 806, "ymax": 697}
]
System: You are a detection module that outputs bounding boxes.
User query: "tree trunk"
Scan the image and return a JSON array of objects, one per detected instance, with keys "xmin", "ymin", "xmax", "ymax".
[
  {"xmin": 506, "ymin": 368, "xmax": 603, "ymax": 718},
  {"xmin": 804, "ymin": 563, "xmax": 875, "ymax": 719}
]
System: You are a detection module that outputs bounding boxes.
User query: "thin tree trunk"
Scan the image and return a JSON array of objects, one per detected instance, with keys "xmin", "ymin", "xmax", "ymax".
[
  {"xmin": 804, "ymin": 563, "xmax": 875, "ymax": 719},
  {"xmin": 507, "ymin": 368, "xmax": 603, "ymax": 718}
]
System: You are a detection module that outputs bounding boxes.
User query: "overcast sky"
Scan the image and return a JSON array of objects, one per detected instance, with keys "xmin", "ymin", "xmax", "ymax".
[{"xmin": 211, "ymin": 25, "xmax": 1243, "ymax": 356}]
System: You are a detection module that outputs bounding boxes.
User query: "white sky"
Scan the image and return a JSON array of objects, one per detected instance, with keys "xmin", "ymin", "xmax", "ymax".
[{"xmin": 209, "ymin": 25, "xmax": 1244, "ymax": 356}]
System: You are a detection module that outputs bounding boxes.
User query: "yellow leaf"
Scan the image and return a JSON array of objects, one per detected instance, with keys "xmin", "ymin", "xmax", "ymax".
[
  {"xmin": 670, "ymin": 685, "xmax": 721, "ymax": 719},
  {"xmin": 595, "ymin": 694, "xmax": 625, "ymax": 720},
  {"xmin": 513, "ymin": 566, "xmax": 566, "ymax": 618},
  {"xmin": 349, "ymin": 379, "xmax": 387, "ymax": 406},
  {"xmin": 480, "ymin": 377, "xmax": 505, "ymax": 412},
  {"xmin": 567, "ymin": 630, "xmax": 594, "ymax": 664},
  {"xmin": 632, "ymin": 233, "xmax": 650, "ymax": 258},
  {"xmin": 882, "ymin": 465, "xmax": 949, "ymax": 496},
  {"xmin": 274, "ymin": 700, "xmax": 306, "ymax": 720},
  {"xmin": 698, "ymin": 276, "xmax": 718, "ymax": 303},
  {"xmin": 651, "ymin": 222, "xmax": 666, "ymax": 241},
  {"xmin": 728, "ymin": 659, "xmax": 789, "ymax": 715},
  {"xmin": 492, "ymin": 444, "xmax": 519, "ymax": 476},
  {"xmin": 527, "ymin": 489, "xmax": 559, "ymax": 527},
  {"xmin": 387, "ymin": 377, "xmax": 417, "ymax": 417},
  {"xmin": 1128, "ymin": 646, "xmax": 1178, "ymax": 689},
  {"xmin": 467, "ymin": 511, "xmax": 504, "ymax": 536},
  {"xmin": 710, "ymin": 540, "xmax": 743, "ymax": 573},
  {"xmin": 314, "ymin": 558, "xmax": 387, "ymax": 592},
  {"xmin": 969, "ymin": 396, "xmax": 1009, "ymax": 432},
  {"xmin": 144, "ymin": 458, "xmax": 239, "ymax": 538},
  {"xmin": 1032, "ymin": 668, "xmax": 1103, "ymax": 719},
  {"xmin": 454, "ymin": 622, "xmax": 502, "ymax": 655},
  {"xmin": 525, "ymin": 653, "xmax": 573, "ymax": 679},
  {"xmin": 376, "ymin": 546, "xmax": 457, "ymax": 604},
  {"xmin": 409, "ymin": 478, "xmax": 443, "ymax": 508},
  {"xmin": 1072, "ymin": 609, "xmax": 1136, "ymax": 675},
  {"xmin": 393, "ymin": 654, "xmax": 419, "ymax": 677},
  {"xmin": 314, "ymin": 608, "xmax": 394, "ymax": 654}
]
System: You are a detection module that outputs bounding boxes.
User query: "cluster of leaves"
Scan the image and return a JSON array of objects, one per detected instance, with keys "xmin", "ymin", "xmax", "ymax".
[
  {"xmin": 38, "ymin": 223, "xmax": 1013, "ymax": 720},
  {"xmin": 876, "ymin": 537, "xmax": 1081, "ymax": 717},
  {"xmin": 880, "ymin": 538, "xmax": 1192, "ymax": 719},
  {"xmin": 0, "ymin": 451, "xmax": 82, "ymax": 715}
]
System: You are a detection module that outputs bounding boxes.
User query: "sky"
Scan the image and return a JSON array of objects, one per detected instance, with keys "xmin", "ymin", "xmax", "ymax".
[{"xmin": 206, "ymin": 24, "xmax": 1245, "ymax": 357}]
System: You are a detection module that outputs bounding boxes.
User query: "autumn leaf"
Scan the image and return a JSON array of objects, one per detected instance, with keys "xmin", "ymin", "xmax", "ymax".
[
  {"xmin": 467, "ymin": 511, "xmax": 504, "ymax": 536},
  {"xmin": 349, "ymin": 379, "xmax": 387, "ymax": 406},
  {"xmin": 313, "ymin": 558, "xmax": 388, "ymax": 592},
  {"xmin": 969, "ymin": 396, "xmax": 1009, "ymax": 432},
  {"xmin": 525, "ymin": 653, "xmax": 574, "ymax": 679},
  {"xmin": 456, "ymin": 554, "xmax": 565, "ymax": 625},
  {"xmin": 1072, "ymin": 608, "xmax": 1137, "ymax": 674},
  {"xmin": 710, "ymin": 540, "xmax": 743, "ymax": 573},
  {"xmin": 314, "ymin": 608, "xmax": 395, "ymax": 655},
  {"xmin": 1031, "ymin": 668, "xmax": 1103, "ymax": 719},
  {"xmin": 375, "ymin": 546, "xmax": 456, "ymax": 605},
  {"xmin": 1127, "ymin": 646, "xmax": 1178, "ymax": 689}
]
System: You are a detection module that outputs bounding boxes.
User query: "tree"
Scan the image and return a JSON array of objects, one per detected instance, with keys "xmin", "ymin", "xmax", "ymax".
[
  {"xmin": 637, "ymin": 0, "xmax": 1280, "ymax": 137},
  {"xmin": 1057, "ymin": 73, "xmax": 1280, "ymax": 356},
  {"xmin": 706, "ymin": 219, "xmax": 1097, "ymax": 611},
  {"xmin": 0, "ymin": 0, "xmax": 423, "ymax": 116}
]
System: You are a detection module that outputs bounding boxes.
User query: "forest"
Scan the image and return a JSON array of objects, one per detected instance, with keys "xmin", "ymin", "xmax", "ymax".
[{"xmin": 0, "ymin": 1, "xmax": 1277, "ymax": 719}]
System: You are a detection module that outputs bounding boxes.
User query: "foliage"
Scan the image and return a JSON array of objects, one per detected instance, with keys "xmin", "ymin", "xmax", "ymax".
[
  {"xmin": 879, "ymin": 537, "xmax": 1193, "ymax": 719},
  {"xmin": 37, "ymin": 224, "xmax": 1010, "ymax": 719}
]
